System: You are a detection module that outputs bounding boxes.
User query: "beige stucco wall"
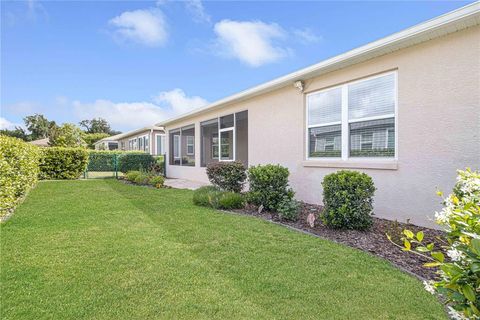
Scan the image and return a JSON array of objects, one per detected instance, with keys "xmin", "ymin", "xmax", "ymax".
[
  {"xmin": 117, "ymin": 129, "xmax": 165, "ymax": 155},
  {"xmin": 165, "ymin": 26, "xmax": 480, "ymax": 227}
]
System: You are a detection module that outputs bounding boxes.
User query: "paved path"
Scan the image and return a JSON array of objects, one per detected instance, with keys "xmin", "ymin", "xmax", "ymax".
[{"xmin": 164, "ymin": 178, "xmax": 210, "ymax": 190}]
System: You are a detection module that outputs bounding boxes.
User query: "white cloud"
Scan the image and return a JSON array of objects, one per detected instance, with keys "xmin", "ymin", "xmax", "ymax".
[
  {"xmin": 293, "ymin": 28, "xmax": 322, "ymax": 44},
  {"xmin": 153, "ymin": 88, "xmax": 208, "ymax": 114},
  {"xmin": 109, "ymin": 8, "xmax": 168, "ymax": 47},
  {"xmin": 213, "ymin": 20, "xmax": 290, "ymax": 67},
  {"xmin": 185, "ymin": 0, "xmax": 211, "ymax": 24},
  {"xmin": 0, "ymin": 117, "xmax": 22, "ymax": 130},
  {"xmin": 73, "ymin": 89, "xmax": 208, "ymax": 130}
]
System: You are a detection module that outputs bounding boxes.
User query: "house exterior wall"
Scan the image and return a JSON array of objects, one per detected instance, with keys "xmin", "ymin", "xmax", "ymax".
[
  {"xmin": 117, "ymin": 129, "xmax": 165, "ymax": 155},
  {"xmin": 164, "ymin": 26, "xmax": 480, "ymax": 227}
]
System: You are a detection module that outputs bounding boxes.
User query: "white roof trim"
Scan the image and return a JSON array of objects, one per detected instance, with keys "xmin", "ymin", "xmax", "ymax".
[
  {"xmin": 158, "ymin": 2, "xmax": 480, "ymax": 126},
  {"xmin": 96, "ymin": 126, "xmax": 164, "ymax": 143}
]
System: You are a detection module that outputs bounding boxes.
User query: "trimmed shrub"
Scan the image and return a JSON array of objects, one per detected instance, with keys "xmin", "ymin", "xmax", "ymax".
[
  {"xmin": 193, "ymin": 186, "xmax": 245, "ymax": 210},
  {"xmin": 321, "ymin": 170, "xmax": 375, "ymax": 230},
  {"xmin": 218, "ymin": 192, "xmax": 245, "ymax": 210},
  {"xmin": 39, "ymin": 147, "xmax": 89, "ymax": 180},
  {"xmin": 133, "ymin": 173, "xmax": 150, "ymax": 185},
  {"xmin": 247, "ymin": 164, "xmax": 294, "ymax": 211},
  {"xmin": 117, "ymin": 153, "xmax": 155, "ymax": 173},
  {"xmin": 206, "ymin": 161, "xmax": 246, "ymax": 193},
  {"xmin": 125, "ymin": 170, "xmax": 141, "ymax": 182},
  {"xmin": 0, "ymin": 135, "xmax": 41, "ymax": 216},
  {"xmin": 149, "ymin": 175, "xmax": 164, "ymax": 188},
  {"xmin": 87, "ymin": 151, "xmax": 117, "ymax": 172},
  {"xmin": 277, "ymin": 196, "xmax": 300, "ymax": 221}
]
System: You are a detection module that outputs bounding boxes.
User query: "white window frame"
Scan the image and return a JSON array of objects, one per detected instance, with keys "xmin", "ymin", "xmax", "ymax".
[
  {"xmin": 186, "ymin": 136, "xmax": 195, "ymax": 155},
  {"xmin": 219, "ymin": 113, "xmax": 236, "ymax": 162},
  {"xmin": 211, "ymin": 133, "xmax": 219, "ymax": 159},
  {"xmin": 173, "ymin": 134, "xmax": 180, "ymax": 159},
  {"xmin": 155, "ymin": 134, "xmax": 166, "ymax": 155},
  {"xmin": 306, "ymin": 71, "xmax": 398, "ymax": 162}
]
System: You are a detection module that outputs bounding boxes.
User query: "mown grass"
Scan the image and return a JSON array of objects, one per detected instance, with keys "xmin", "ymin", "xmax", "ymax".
[{"xmin": 1, "ymin": 180, "xmax": 446, "ymax": 319}]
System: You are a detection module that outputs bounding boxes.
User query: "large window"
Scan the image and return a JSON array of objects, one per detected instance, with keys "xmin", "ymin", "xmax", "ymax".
[
  {"xmin": 307, "ymin": 72, "xmax": 396, "ymax": 159},
  {"xmin": 155, "ymin": 134, "xmax": 166, "ymax": 155},
  {"xmin": 200, "ymin": 110, "xmax": 248, "ymax": 167},
  {"xmin": 169, "ymin": 125, "xmax": 195, "ymax": 166}
]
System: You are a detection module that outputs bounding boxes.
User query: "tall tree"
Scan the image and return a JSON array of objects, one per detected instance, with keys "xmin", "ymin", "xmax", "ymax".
[
  {"xmin": 0, "ymin": 127, "xmax": 30, "ymax": 141},
  {"xmin": 49, "ymin": 123, "xmax": 86, "ymax": 148},
  {"xmin": 23, "ymin": 114, "xmax": 56, "ymax": 140},
  {"xmin": 82, "ymin": 132, "xmax": 109, "ymax": 149},
  {"xmin": 79, "ymin": 118, "xmax": 115, "ymax": 134}
]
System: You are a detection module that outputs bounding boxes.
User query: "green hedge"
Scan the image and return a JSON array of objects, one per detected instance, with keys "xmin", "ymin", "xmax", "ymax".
[
  {"xmin": 0, "ymin": 135, "xmax": 41, "ymax": 216},
  {"xmin": 117, "ymin": 153, "xmax": 155, "ymax": 173},
  {"xmin": 39, "ymin": 147, "xmax": 89, "ymax": 180}
]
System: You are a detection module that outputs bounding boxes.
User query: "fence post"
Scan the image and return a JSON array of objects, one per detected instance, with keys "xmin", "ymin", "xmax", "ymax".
[
  {"xmin": 163, "ymin": 153, "xmax": 166, "ymax": 178},
  {"xmin": 114, "ymin": 154, "xmax": 118, "ymax": 179}
]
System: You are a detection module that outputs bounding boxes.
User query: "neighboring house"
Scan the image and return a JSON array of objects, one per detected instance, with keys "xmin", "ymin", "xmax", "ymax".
[
  {"xmin": 157, "ymin": 3, "xmax": 480, "ymax": 227},
  {"xmin": 94, "ymin": 133, "xmax": 122, "ymax": 150},
  {"xmin": 114, "ymin": 126, "xmax": 166, "ymax": 155},
  {"xmin": 29, "ymin": 138, "xmax": 49, "ymax": 147}
]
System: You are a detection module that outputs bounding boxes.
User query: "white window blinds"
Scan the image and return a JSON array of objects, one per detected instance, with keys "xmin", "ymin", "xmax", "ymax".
[{"xmin": 307, "ymin": 87, "xmax": 342, "ymax": 125}]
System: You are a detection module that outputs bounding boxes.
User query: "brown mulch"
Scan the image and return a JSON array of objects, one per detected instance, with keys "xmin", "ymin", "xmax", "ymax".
[{"xmin": 233, "ymin": 202, "xmax": 446, "ymax": 280}]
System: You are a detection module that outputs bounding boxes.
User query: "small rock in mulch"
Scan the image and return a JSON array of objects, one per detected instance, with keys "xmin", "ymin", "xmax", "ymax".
[{"xmin": 234, "ymin": 202, "xmax": 446, "ymax": 280}]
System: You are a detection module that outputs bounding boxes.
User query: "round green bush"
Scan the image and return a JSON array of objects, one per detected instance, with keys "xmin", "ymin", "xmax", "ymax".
[
  {"xmin": 321, "ymin": 170, "xmax": 376, "ymax": 230},
  {"xmin": 247, "ymin": 164, "xmax": 294, "ymax": 211},
  {"xmin": 206, "ymin": 161, "xmax": 246, "ymax": 193},
  {"xmin": 133, "ymin": 173, "xmax": 150, "ymax": 185},
  {"xmin": 125, "ymin": 171, "xmax": 141, "ymax": 182},
  {"xmin": 277, "ymin": 196, "xmax": 300, "ymax": 221},
  {"xmin": 149, "ymin": 175, "xmax": 165, "ymax": 188}
]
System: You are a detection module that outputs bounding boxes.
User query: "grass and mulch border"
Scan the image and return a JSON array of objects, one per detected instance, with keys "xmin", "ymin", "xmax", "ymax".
[
  {"xmin": 232, "ymin": 203, "xmax": 445, "ymax": 280},
  {"xmin": 120, "ymin": 177, "xmax": 445, "ymax": 280}
]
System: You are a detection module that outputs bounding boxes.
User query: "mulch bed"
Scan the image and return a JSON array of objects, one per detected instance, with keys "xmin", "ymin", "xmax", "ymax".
[{"xmin": 233, "ymin": 202, "xmax": 446, "ymax": 280}]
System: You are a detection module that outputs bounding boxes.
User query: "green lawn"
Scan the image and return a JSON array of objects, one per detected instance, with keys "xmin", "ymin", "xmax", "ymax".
[{"xmin": 1, "ymin": 180, "xmax": 446, "ymax": 319}]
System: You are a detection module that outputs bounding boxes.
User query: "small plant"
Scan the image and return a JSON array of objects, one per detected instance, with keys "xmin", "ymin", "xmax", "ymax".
[
  {"xmin": 388, "ymin": 169, "xmax": 480, "ymax": 319},
  {"xmin": 193, "ymin": 186, "xmax": 245, "ymax": 210},
  {"xmin": 247, "ymin": 164, "xmax": 294, "ymax": 211},
  {"xmin": 149, "ymin": 175, "xmax": 164, "ymax": 188},
  {"xmin": 277, "ymin": 196, "xmax": 300, "ymax": 221},
  {"xmin": 218, "ymin": 192, "xmax": 245, "ymax": 210},
  {"xmin": 321, "ymin": 170, "xmax": 375, "ymax": 230},
  {"xmin": 206, "ymin": 161, "xmax": 247, "ymax": 193},
  {"xmin": 125, "ymin": 171, "xmax": 141, "ymax": 182},
  {"xmin": 133, "ymin": 173, "xmax": 149, "ymax": 185}
]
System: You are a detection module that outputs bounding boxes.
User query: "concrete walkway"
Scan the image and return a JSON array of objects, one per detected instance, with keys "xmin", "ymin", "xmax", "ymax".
[{"xmin": 164, "ymin": 178, "xmax": 210, "ymax": 190}]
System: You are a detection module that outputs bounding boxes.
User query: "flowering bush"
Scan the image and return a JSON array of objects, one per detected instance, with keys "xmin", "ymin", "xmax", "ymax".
[{"xmin": 388, "ymin": 169, "xmax": 480, "ymax": 319}]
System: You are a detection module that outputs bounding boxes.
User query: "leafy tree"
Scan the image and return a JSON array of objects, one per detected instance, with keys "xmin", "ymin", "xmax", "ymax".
[
  {"xmin": 23, "ymin": 114, "xmax": 56, "ymax": 140},
  {"xmin": 49, "ymin": 123, "xmax": 86, "ymax": 148},
  {"xmin": 82, "ymin": 132, "xmax": 110, "ymax": 149},
  {"xmin": 0, "ymin": 127, "xmax": 30, "ymax": 141},
  {"xmin": 79, "ymin": 118, "xmax": 118, "ymax": 134}
]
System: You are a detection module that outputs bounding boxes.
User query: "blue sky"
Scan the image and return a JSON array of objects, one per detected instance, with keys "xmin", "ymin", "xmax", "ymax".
[{"xmin": 1, "ymin": 0, "xmax": 472, "ymax": 132}]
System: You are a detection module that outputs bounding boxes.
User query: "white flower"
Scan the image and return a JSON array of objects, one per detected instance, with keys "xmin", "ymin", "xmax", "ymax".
[
  {"xmin": 434, "ymin": 209, "xmax": 450, "ymax": 224},
  {"xmin": 423, "ymin": 280, "xmax": 435, "ymax": 295},
  {"xmin": 448, "ymin": 307, "xmax": 468, "ymax": 320},
  {"xmin": 447, "ymin": 248, "xmax": 465, "ymax": 262}
]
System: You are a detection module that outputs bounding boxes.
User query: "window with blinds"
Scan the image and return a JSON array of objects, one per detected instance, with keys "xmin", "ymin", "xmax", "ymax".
[
  {"xmin": 307, "ymin": 87, "xmax": 342, "ymax": 158},
  {"xmin": 307, "ymin": 72, "xmax": 396, "ymax": 159}
]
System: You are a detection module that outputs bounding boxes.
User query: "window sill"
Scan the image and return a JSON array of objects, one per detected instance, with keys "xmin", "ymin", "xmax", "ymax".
[{"xmin": 302, "ymin": 159, "xmax": 398, "ymax": 170}]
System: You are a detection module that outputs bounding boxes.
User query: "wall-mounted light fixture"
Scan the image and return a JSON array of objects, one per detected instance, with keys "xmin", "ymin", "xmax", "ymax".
[{"xmin": 293, "ymin": 80, "xmax": 304, "ymax": 92}]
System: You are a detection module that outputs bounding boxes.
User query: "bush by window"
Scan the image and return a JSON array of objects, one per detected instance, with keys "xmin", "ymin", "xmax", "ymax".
[
  {"xmin": 206, "ymin": 161, "xmax": 246, "ymax": 193},
  {"xmin": 247, "ymin": 164, "xmax": 294, "ymax": 211},
  {"xmin": 321, "ymin": 170, "xmax": 375, "ymax": 230}
]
